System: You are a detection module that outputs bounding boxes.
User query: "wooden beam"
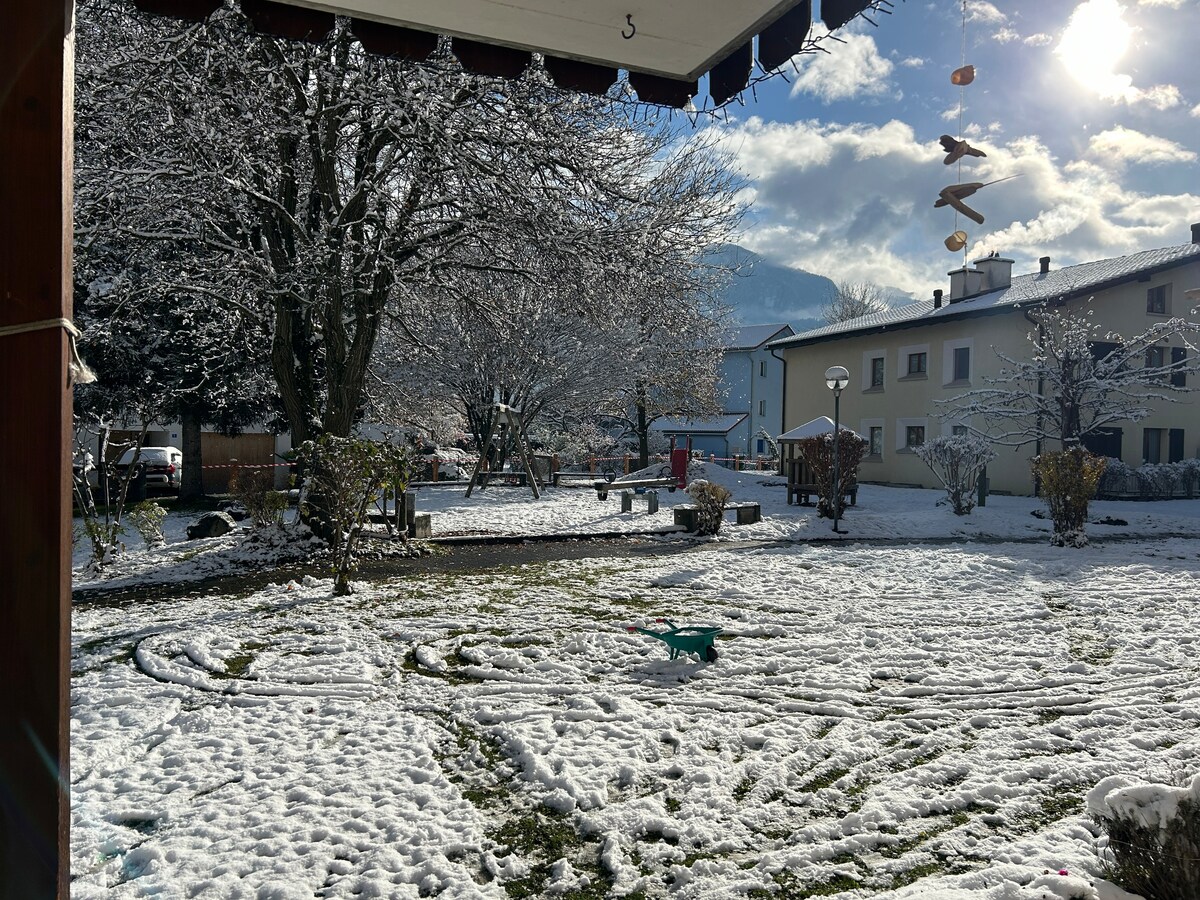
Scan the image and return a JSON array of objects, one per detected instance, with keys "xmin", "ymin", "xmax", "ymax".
[{"xmin": 0, "ymin": 1, "xmax": 73, "ymax": 897}]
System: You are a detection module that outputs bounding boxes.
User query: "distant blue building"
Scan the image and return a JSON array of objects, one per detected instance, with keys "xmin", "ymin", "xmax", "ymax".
[{"xmin": 650, "ymin": 323, "xmax": 794, "ymax": 463}]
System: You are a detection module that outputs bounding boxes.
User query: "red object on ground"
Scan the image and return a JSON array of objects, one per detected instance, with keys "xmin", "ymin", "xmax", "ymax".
[{"xmin": 670, "ymin": 448, "xmax": 688, "ymax": 489}]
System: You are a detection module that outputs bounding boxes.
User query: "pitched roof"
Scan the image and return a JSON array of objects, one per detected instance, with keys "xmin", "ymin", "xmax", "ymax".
[
  {"xmin": 771, "ymin": 241, "xmax": 1200, "ymax": 349},
  {"xmin": 778, "ymin": 416, "xmax": 863, "ymax": 441},
  {"xmin": 649, "ymin": 414, "xmax": 747, "ymax": 434},
  {"xmin": 723, "ymin": 323, "xmax": 794, "ymax": 351}
]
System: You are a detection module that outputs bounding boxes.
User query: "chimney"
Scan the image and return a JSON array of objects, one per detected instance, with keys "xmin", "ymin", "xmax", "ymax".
[
  {"xmin": 1192, "ymin": 222, "xmax": 1200, "ymax": 244},
  {"xmin": 973, "ymin": 252, "xmax": 1014, "ymax": 292},
  {"xmin": 1039, "ymin": 256, "xmax": 1051, "ymax": 274},
  {"xmin": 948, "ymin": 266, "xmax": 984, "ymax": 301},
  {"xmin": 933, "ymin": 289, "xmax": 943, "ymax": 309}
]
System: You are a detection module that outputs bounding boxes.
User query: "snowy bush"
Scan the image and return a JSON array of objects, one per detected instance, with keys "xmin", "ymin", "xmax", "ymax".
[
  {"xmin": 686, "ymin": 479, "xmax": 731, "ymax": 535},
  {"xmin": 127, "ymin": 501, "xmax": 167, "ymax": 548},
  {"xmin": 795, "ymin": 431, "xmax": 867, "ymax": 519},
  {"xmin": 230, "ymin": 468, "xmax": 288, "ymax": 528},
  {"xmin": 297, "ymin": 437, "xmax": 417, "ymax": 595},
  {"xmin": 915, "ymin": 435, "xmax": 996, "ymax": 515},
  {"xmin": 1137, "ymin": 463, "xmax": 1182, "ymax": 500},
  {"xmin": 1032, "ymin": 449, "xmax": 1107, "ymax": 547},
  {"xmin": 1091, "ymin": 774, "xmax": 1200, "ymax": 900}
]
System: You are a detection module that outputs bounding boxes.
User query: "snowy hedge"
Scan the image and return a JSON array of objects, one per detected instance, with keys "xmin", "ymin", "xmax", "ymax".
[
  {"xmin": 1090, "ymin": 774, "xmax": 1200, "ymax": 900},
  {"xmin": 915, "ymin": 435, "xmax": 996, "ymax": 515},
  {"xmin": 1097, "ymin": 457, "xmax": 1200, "ymax": 500}
]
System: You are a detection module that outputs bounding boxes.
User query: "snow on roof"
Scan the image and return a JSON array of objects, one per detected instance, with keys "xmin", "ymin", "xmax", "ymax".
[
  {"xmin": 778, "ymin": 416, "xmax": 863, "ymax": 441},
  {"xmin": 649, "ymin": 414, "xmax": 748, "ymax": 434},
  {"xmin": 723, "ymin": 323, "xmax": 794, "ymax": 351},
  {"xmin": 772, "ymin": 241, "xmax": 1200, "ymax": 348}
]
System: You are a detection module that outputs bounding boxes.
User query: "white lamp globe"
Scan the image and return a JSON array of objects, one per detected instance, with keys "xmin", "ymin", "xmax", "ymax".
[{"xmin": 824, "ymin": 366, "xmax": 850, "ymax": 391}]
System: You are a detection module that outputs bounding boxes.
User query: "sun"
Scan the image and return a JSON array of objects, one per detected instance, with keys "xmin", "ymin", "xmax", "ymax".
[{"xmin": 1055, "ymin": 0, "xmax": 1135, "ymax": 100}]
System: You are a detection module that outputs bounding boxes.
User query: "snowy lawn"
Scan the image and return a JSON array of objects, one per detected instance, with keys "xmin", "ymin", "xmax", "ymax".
[{"xmin": 71, "ymin": 471, "xmax": 1200, "ymax": 898}]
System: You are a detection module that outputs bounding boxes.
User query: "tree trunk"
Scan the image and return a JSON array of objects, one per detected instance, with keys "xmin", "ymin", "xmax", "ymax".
[
  {"xmin": 179, "ymin": 404, "xmax": 205, "ymax": 500},
  {"xmin": 635, "ymin": 381, "xmax": 650, "ymax": 469}
]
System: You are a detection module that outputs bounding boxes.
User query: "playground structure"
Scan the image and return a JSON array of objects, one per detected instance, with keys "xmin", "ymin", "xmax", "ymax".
[{"xmin": 465, "ymin": 400, "xmax": 541, "ymax": 499}]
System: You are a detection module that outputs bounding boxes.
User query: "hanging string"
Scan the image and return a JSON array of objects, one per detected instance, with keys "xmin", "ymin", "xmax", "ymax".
[{"xmin": 958, "ymin": 0, "xmax": 967, "ymax": 264}]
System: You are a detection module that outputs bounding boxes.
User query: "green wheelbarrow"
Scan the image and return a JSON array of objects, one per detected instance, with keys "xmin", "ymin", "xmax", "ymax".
[{"xmin": 626, "ymin": 618, "xmax": 721, "ymax": 663}]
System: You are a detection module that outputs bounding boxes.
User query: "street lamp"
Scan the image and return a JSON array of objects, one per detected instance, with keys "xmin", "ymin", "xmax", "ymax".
[{"xmin": 824, "ymin": 365, "xmax": 850, "ymax": 535}]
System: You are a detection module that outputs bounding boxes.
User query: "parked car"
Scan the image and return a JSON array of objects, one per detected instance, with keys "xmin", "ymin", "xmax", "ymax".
[{"xmin": 114, "ymin": 446, "xmax": 183, "ymax": 494}]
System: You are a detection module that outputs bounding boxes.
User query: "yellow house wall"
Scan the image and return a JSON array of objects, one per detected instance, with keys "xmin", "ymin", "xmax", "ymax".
[{"xmin": 781, "ymin": 260, "xmax": 1200, "ymax": 495}]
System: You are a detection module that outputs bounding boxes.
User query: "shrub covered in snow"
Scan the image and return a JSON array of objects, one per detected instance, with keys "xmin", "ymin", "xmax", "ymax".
[
  {"xmin": 230, "ymin": 467, "xmax": 288, "ymax": 528},
  {"xmin": 1090, "ymin": 774, "xmax": 1200, "ymax": 900},
  {"xmin": 1032, "ymin": 448, "xmax": 1107, "ymax": 547},
  {"xmin": 795, "ymin": 431, "xmax": 867, "ymax": 519},
  {"xmin": 915, "ymin": 435, "xmax": 996, "ymax": 515},
  {"xmin": 686, "ymin": 479, "xmax": 731, "ymax": 535},
  {"xmin": 297, "ymin": 436, "xmax": 418, "ymax": 595},
  {"xmin": 127, "ymin": 500, "xmax": 167, "ymax": 548}
]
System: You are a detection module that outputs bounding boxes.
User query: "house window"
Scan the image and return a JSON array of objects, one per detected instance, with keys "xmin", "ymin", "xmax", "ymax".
[
  {"xmin": 1147, "ymin": 284, "xmax": 1170, "ymax": 315},
  {"xmin": 952, "ymin": 346, "xmax": 971, "ymax": 381},
  {"xmin": 756, "ymin": 438, "xmax": 766, "ymax": 454},
  {"xmin": 951, "ymin": 425, "xmax": 968, "ymax": 437},
  {"xmin": 759, "ymin": 360, "xmax": 767, "ymax": 377},
  {"xmin": 758, "ymin": 400, "xmax": 765, "ymax": 416},
  {"xmin": 907, "ymin": 352, "xmax": 927, "ymax": 375},
  {"xmin": 870, "ymin": 356, "xmax": 885, "ymax": 387},
  {"xmin": 1143, "ymin": 428, "xmax": 1165, "ymax": 464},
  {"xmin": 905, "ymin": 425, "xmax": 925, "ymax": 449},
  {"xmin": 869, "ymin": 426, "xmax": 883, "ymax": 457}
]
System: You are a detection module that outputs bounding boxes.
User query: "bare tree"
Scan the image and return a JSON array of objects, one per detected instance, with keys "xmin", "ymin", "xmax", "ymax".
[
  {"xmin": 939, "ymin": 299, "xmax": 1200, "ymax": 450},
  {"xmin": 821, "ymin": 280, "xmax": 890, "ymax": 325}
]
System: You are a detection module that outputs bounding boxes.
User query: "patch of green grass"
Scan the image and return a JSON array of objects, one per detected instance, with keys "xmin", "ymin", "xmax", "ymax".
[
  {"xmin": 888, "ymin": 860, "xmax": 947, "ymax": 889},
  {"xmin": 733, "ymin": 776, "xmax": 756, "ymax": 801},
  {"xmin": 812, "ymin": 720, "xmax": 838, "ymax": 740},
  {"xmin": 748, "ymin": 869, "xmax": 861, "ymax": 899},
  {"xmin": 219, "ymin": 640, "xmax": 268, "ymax": 678},
  {"xmin": 664, "ymin": 794, "xmax": 681, "ymax": 814},
  {"xmin": 794, "ymin": 767, "xmax": 850, "ymax": 794}
]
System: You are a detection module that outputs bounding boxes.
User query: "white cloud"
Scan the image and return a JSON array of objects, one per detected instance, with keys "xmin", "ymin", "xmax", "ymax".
[
  {"xmin": 899, "ymin": 57, "xmax": 926, "ymax": 68},
  {"xmin": 967, "ymin": 1, "xmax": 1007, "ymax": 24},
  {"xmin": 994, "ymin": 27, "xmax": 1021, "ymax": 43},
  {"xmin": 789, "ymin": 27, "xmax": 893, "ymax": 103},
  {"xmin": 708, "ymin": 118, "xmax": 1200, "ymax": 298},
  {"xmin": 1136, "ymin": 84, "xmax": 1183, "ymax": 111},
  {"xmin": 1138, "ymin": 0, "xmax": 1186, "ymax": 7},
  {"xmin": 1024, "ymin": 33, "xmax": 1053, "ymax": 47},
  {"xmin": 1192, "ymin": 103, "xmax": 1200, "ymax": 118},
  {"xmin": 1085, "ymin": 126, "xmax": 1197, "ymax": 168}
]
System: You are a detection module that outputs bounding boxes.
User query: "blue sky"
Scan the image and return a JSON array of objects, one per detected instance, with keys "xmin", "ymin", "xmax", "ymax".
[{"xmin": 705, "ymin": 0, "xmax": 1200, "ymax": 307}]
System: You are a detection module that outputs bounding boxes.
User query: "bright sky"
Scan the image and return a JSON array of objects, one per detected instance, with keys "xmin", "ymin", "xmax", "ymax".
[{"xmin": 707, "ymin": 0, "xmax": 1200, "ymax": 299}]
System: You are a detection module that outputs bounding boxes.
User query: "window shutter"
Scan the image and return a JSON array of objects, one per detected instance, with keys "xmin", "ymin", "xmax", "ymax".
[
  {"xmin": 1171, "ymin": 347, "xmax": 1187, "ymax": 388},
  {"xmin": 1169, "ymin": 429, "xmax": 1185, "ymax": 464}
]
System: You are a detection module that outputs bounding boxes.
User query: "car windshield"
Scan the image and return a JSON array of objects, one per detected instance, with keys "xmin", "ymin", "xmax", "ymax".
[{"xmin": 116, "ymin": 448, "xmax": 172, "ymax": 465}]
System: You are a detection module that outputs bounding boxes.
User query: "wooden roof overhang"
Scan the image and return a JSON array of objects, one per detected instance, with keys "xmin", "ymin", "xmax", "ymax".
[{"xmin": 131, "ymin": 0, "xmax": 894, "ymax": 108}]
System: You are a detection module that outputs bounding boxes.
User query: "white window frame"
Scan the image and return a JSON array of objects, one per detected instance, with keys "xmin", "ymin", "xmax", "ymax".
[
  {"xmin": 1147, "ymin": 283, "xmax": 1171, "ymax": 316},
  {"xmin": 861, "ymin": 417, "xmax": 884, "ymax": 460},
  {"xmin": 942, "ymin": 337, "xmax": 974, "ymax": 386},
  {"xmin": 861, "ymin": 349, "xmax": 886, "ymax": 391},
  {"xmin": 898, "ymin": 343, "xmax": 930, "ymax": 380}
]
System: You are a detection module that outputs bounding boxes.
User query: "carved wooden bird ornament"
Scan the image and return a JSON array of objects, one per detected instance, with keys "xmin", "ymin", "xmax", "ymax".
[
  {"xmin": 939, "ymin": 134, "xmax": 987, "ymax": 165},
  {"xmin": 934, "ymin": 175, "xmax": 1020, "ymax": 226}
]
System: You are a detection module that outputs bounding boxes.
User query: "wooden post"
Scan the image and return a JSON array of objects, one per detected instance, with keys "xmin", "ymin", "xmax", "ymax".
[
  {"xmin": 0, "ymin": 1, "xmax": 74, "ymax": 896},
  {"xmin": 430, "ymin": 457, "xmax": 439, "ymax": 481},
  {"xmin": 624, "ymin": 453, "xmax": 631, "ymax": 474}
]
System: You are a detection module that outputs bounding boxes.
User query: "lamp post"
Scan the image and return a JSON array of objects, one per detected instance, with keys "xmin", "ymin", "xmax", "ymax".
[{"xmin": 824, "ymin": 365, "xmax": 850, "ymax": 535}]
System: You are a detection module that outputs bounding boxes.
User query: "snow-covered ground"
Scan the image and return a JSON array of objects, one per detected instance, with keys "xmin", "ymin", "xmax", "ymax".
[{"xmin": 71, "ymin": 467, "xmax": 1200, "ymax": 898}]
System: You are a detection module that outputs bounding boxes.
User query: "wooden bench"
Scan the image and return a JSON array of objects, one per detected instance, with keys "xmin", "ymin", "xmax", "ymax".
[
  {"xmin": 673, "ymin": 502, "xmax": 761, "ymax": 532},
  {"xmin": 786, "ymin": 459, "xmax": 857, "ymax": 507}
]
